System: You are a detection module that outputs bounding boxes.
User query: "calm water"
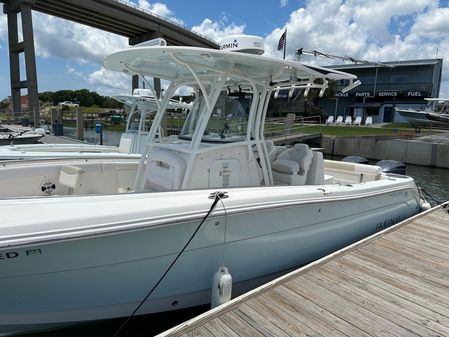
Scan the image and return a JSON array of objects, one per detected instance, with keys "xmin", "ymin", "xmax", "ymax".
[
  {"xmin": 23, "ymin": 130, "xmax": 447, "ymax": 337},
  {"xmin": 63, "ymin": 127, "xmax": 123, "ymax": 146},
  {"xmin": 407, "ymin": 164, "xmax": 449, "ymax": 206}
]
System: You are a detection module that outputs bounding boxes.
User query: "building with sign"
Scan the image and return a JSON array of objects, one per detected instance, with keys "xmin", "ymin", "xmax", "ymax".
[{"xmin": 317, "ymin": 59, "xmax": 443, "ymax": 123}]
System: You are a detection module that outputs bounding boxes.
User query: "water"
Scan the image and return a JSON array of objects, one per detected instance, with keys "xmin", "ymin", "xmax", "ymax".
[
  {"xmin": 23, "ymin": 306, "xmax": 209, "ymax": 337},
  {"xmin": 406, "ymin": 164, "xmax": 449, "ymax": 206},
  {"xmin": 63, "ymin": 127, "xmax": 123, "ymax": 146}
]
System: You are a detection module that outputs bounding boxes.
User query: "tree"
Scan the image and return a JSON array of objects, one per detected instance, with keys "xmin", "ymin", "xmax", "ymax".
[
  {"xmin": 37, "ymin": 89, "xmax": 124, "ymax": 108},
  {"xmin": 0, "ymin": 99, "xmax": 8, "ymax": 109}
]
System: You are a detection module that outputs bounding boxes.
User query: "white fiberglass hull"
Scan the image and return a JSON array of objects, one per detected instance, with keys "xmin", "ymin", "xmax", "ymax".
[
  {"xmin": 396, "ymin": 109, "xmax": 446, "ymax": 127},
  {"xmin": 0, "ymin": 143, "xmax": 141, "ymax": 160},
  {"xmin": 0, "ymin": 179, "xmax": 421, "ymax": 335}
]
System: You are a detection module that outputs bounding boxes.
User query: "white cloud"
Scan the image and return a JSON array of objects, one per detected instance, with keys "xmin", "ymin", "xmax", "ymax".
[
  {"xmin": 0, "ymin": 14, "xmax": 7, "ymax": 48},
  {"xmin": 261, "ymin": 0, "xmax": 449, "ymax": 97},
  {"xmin": 136, "ymin": 1, "xmax": 184, "ymax": 25},
  {"xmin": 66, "ymin": 65, "xmax": 83, "ymax": 78},
  {"xmin": 32, "ymin": 12, "xmax": 128, "ymax": 65},
  {"xmin": 192, "ymin": 18, "xmax": 245, "ymax": 43},
  {"xmin": 87, "ymin": 67, "xmax": 131, "ymax": 95},
  {"xmin": 2, "ymin": 0, "xmax": 449, "ymax": 98}
]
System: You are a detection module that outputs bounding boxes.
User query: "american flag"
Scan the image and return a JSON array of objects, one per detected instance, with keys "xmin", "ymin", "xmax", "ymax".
[{"xmin": 277, "ymin": 30, "xmax": 286, "ymax": 51}]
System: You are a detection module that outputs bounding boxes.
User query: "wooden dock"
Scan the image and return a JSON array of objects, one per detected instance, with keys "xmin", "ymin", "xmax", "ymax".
[
  {"xmin": 157, "ymin": 203, "xmax": 449, "ymax": 337},
  {"xmin": 40, "ymin": 134, "xmax": 86, "ymax": 144}
]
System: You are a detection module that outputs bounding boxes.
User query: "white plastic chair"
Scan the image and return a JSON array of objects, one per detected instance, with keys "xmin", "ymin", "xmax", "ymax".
[
  {"xmin": 354, "ymin": 116, "xmax": 362, "ymax": 126},
  {"xmin": 335, "ymin": 116, "xmax": 343, "ymax": 125},
  {"xmin": 344, "ymin": 116, "xmax": 352, "ymax": 126},
  {"xmin": 365, "ymin": 116, "xmax": 373, "ymax": 127},
  {"xmin": 325, "ymin": 116, "xmax": 334, "ymax": 125}
]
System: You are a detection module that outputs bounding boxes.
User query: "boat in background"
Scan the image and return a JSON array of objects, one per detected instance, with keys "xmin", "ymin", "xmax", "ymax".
[
  {"xmin": 0, "ymin": 125, "xmax": 44, "ymax": 145},
  {"xmin": 395, "ymin": 98, "xmax": 449, "ymax": 127},
  {"xmin": 0, "ymin": 90, "xmax": 190, "ymax": 160},
  {"xmin": 0, "ymin": 35, "xmax": 426, "ymax": 336},
  {"xmin": 426, "ymin": 110, "xmax": 449, "ymax": 125}
]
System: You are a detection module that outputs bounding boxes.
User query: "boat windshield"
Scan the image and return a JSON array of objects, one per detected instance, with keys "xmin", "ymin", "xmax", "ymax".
[
  {"xmin": 179, "ymin": 91, "xmax": 253, "ymax": 143},
  {"xmin": 126, "ymin": 109, "xmax": 152, "ymax": 133},
  {"xmin": 425, "ymin": 100, "xmax": 449, "ymax": 113},
  {"xmin": 435, "ymin": 101, "xmax": 449, "ymax": 113}
]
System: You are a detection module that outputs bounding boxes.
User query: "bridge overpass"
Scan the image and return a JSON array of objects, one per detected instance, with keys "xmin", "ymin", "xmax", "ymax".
[{"xmin": 1, "ymin": 0, "xmax": 219, "ymax": 120}]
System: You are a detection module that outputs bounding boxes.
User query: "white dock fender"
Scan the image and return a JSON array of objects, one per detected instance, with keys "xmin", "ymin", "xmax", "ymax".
[{"xmin": 211, "ymin": 266, "xmax": 232, "ymax": 308}]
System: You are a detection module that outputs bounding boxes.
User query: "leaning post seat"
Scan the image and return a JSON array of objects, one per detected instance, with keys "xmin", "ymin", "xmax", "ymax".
[{"xmin": 271, "ymin": 143, "xmax": 313, "ymax": 185}]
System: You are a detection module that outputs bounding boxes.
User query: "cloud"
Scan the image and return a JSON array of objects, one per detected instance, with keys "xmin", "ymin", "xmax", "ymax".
[
  {"xmin": 2, "ymin": 0, "xmax": 449, "ymax": 98},
  {"xmin": 0, "ymin": 14, "xmax": 7, "ymax": 48},
  {"xmin": 32, "ymin": 12, "xmax": 128, "ymax": 65},
  {"xmin": 87, "ymin": 67, "xmax": 131, "ymax": 95},
  {"xmin": 66, "ymin": 65, "xmax": 83, "ymax": 78},
  {"xmin": 135, "ymin": 0, "xmax": 184, "ymax": 25},
  {"xmin": 192, "ymin": 18, "xmax": 245, "ymax": 43},
  {"xmin": 260, "ymin": 0, "xmax": 449, "ymax": 96}
]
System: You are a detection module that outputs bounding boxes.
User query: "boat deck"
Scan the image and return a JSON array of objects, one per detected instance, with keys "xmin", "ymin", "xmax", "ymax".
[{"xmin": 157, "ymin": 203, "xmax": 449, "ymax": 337}]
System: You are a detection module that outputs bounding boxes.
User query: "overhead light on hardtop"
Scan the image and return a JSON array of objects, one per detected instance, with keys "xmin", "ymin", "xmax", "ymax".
[{"xmin": 220, "ymin": 35, "xmax": 265, "ymax": 55}]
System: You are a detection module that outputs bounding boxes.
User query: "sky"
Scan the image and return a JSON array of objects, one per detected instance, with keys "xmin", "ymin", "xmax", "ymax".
[{"xmin": 1, "ymin": 0, "xmax": 449, "ymax": 101}]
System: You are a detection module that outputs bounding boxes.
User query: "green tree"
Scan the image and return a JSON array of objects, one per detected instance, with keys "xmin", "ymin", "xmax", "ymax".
[{"xmin": 0, "ymin": 99, "xmax": 8, "ymax": 109}]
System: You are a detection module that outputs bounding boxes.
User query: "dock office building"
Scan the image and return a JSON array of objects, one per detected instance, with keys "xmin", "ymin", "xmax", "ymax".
[{"xmin": 318, "ymin": 59, "xmax": 443, "ymax": 124}]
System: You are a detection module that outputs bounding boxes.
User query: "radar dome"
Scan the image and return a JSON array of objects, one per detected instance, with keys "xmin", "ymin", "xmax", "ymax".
[{"xmin": 220, "ymin": 35, "xmax": 265, "ymax": 55}]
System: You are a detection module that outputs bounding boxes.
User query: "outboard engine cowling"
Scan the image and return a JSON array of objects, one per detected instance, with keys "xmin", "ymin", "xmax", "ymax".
[{"xmin": 376, "ymin": 159, "xmax": 406, "ymax": 175}]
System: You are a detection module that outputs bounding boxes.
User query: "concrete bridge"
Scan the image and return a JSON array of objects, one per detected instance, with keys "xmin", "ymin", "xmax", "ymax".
[{"xmin": 1, "ymin": 0, "xmax": 219, "ymax": 120}]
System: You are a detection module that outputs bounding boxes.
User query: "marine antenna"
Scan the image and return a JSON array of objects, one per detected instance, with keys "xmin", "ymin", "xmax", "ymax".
[{"xmin": 295, "ymin": 48, "xmax": 395, "ymax": 68}]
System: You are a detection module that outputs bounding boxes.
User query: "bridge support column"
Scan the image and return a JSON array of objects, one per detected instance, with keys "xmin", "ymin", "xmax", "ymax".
[{"xmin": 3, "ymin": 0, "xmax": 39, "ymax": 121}]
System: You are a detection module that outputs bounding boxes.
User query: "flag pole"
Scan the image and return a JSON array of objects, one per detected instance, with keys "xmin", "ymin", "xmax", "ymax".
[{"xmin": 283, "ymin": 27, "xmax": 287, "ymax": 59}]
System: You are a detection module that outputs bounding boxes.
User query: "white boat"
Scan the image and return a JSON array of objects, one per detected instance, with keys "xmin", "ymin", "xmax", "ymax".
[
  {"xmin": 395, "ymin": 98, "xmax": 449, "ymax": 127},
  {"xmin": 0, "ymin": 36, "xmax": 426, "ymax": 335},
  {"xmin": 0, "ymin": 126, "xmax": 44, "ymax": 145},
  {"xmin": 0, "ymin": 91, "xmax": 190, "ymax": 161},
  {"xmin": 0, "ymin": 90, "xmax": 190, "ymax": 161}
]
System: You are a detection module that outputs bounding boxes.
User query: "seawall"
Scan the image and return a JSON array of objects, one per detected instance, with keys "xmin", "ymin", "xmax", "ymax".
[{"xmin": 322, "ymin": 135, "xmax": 449, "ymax": 169}]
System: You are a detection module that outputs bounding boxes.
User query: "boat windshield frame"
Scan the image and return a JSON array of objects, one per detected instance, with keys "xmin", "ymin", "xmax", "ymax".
[{"xmin": 103, "ymin": 46, "xmax": 359, "ymax": 190}]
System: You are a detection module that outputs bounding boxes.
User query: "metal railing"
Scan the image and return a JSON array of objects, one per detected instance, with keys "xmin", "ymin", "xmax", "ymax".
[
  {"xmin": 114, "ymin": 0, "xmax": 218, "ymax": 46},
  {"xmin": 264, "ymin": 115, "xmax": 322, "ymax": 140}
]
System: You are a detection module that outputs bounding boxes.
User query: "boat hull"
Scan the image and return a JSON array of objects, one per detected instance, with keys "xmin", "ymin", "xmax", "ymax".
[
  {"xmin": 0, "ymin": 181, "xmax": 421, "ymax": 335},
  {"xmin": 425, "ymin": 112, "xmax": 449, "ymax": 125},
  {"xmin": 0, "ymin": 134, "xmax": 44, "ymax": 146},
  {"xmin": 396, "ymin": 109, "xmax": 446, "ymax": 127}
]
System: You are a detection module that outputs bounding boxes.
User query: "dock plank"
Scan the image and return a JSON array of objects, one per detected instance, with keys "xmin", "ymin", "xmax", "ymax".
[
  {"xmin": 330, "ymin": 258, "xmax": 449, "ymax": 316},
  {"xmin": 286, "ymin": 276, "xmax": 412, "ymax": 337},
  {"xmin": 157, "ymin": 204, "xmax": 449, "ymax": 337},
  {"xmin": 341, "ymin": 254, "xmax": 449, "ymax": 310},
  {"xmin": 314, "ymin": 266, "xmax": 449, "ymax": 336},
  {"xmin": 303, "ymin": 269, "xmax": 441, "ymax": 336},
  {"xmin": 249, "ymin": 295, "xmax": 322, "ymax": 337},
  {"xmin": 356, "ymin": 241, "xmax": 449, "ymax": 288},
  {"xmin": 268, "ymin": 285, "xmax": 369, "ymax": 337}
]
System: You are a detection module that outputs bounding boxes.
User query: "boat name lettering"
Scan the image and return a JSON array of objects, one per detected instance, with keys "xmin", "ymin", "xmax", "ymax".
[
  {"xmin": 0, "ymin": 251, "xmax": 19, "ymax": 260},
  {"xmin": 375, "ymin": 216, "xmax": 401, "ymax": 231}
]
